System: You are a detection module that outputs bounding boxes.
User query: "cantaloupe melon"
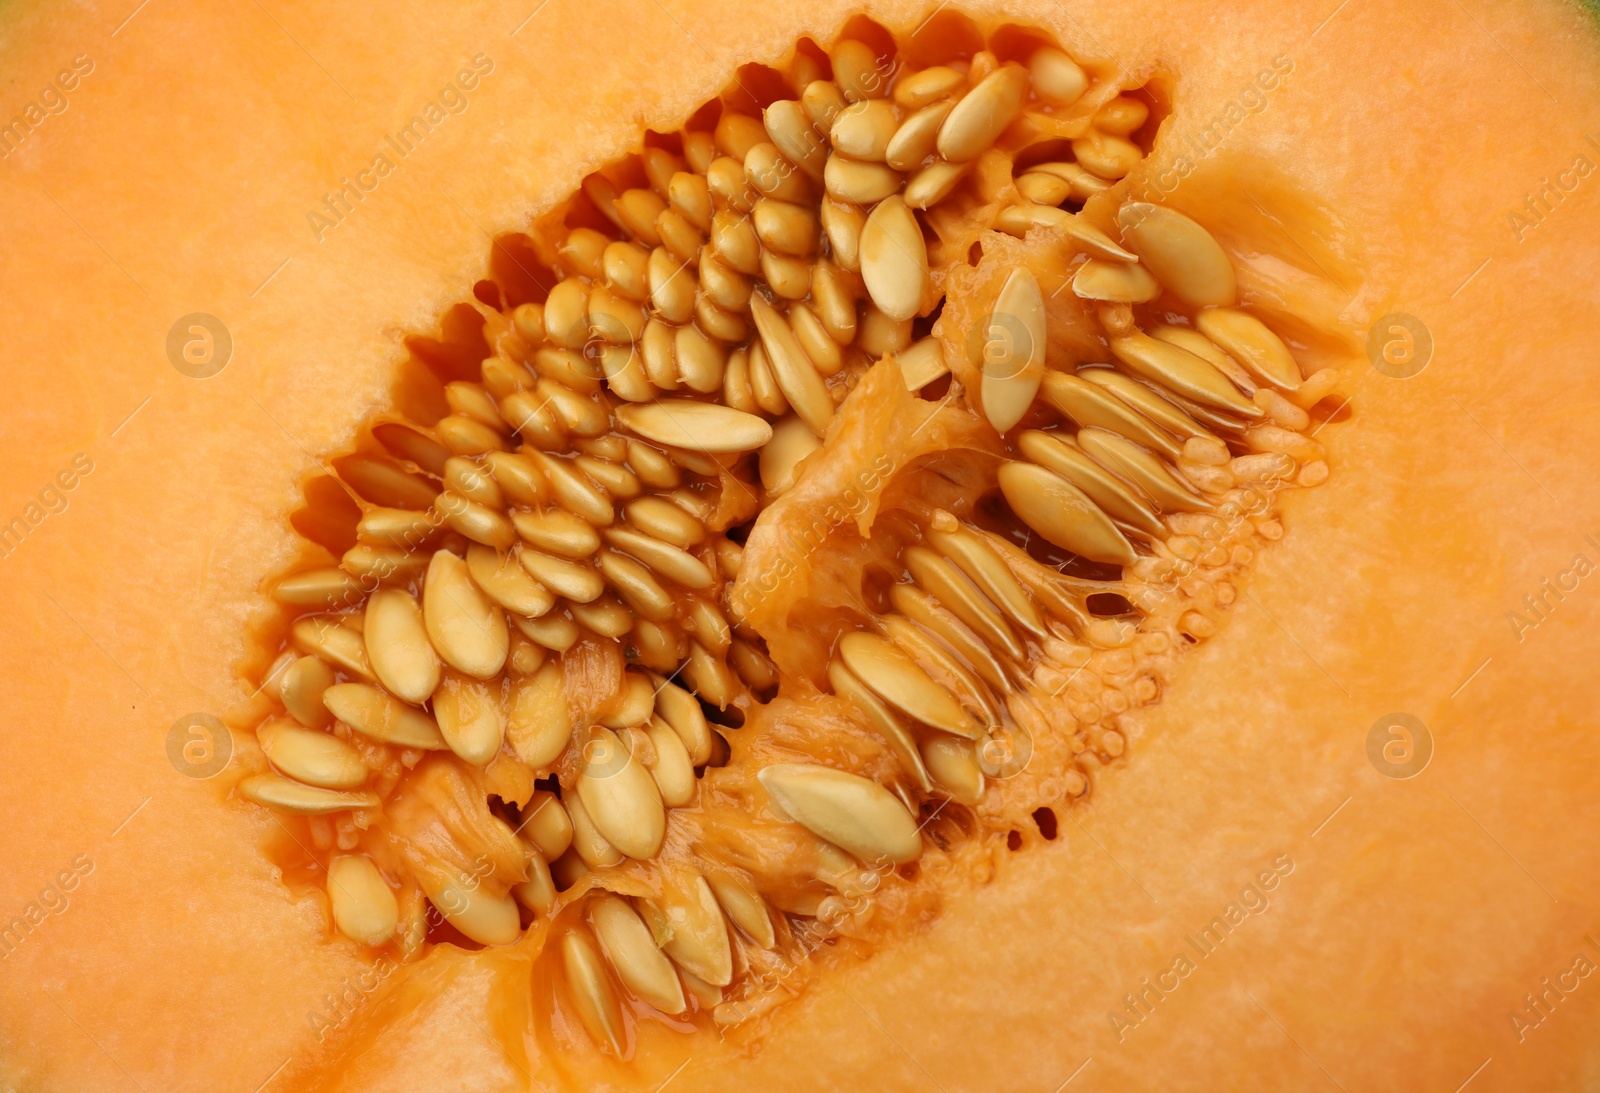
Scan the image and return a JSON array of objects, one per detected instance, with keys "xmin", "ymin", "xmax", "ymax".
[{"xmin": 3, "ymin": 0, "xmax": 1600, "ymax": 1090}]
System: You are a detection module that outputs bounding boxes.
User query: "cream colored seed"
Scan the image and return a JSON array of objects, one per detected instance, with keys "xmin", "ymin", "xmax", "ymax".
[
  {"xmin": 625, "ymin": 439, "xmax": 680, "ymax": 490},
  {"xmin": 1016, "ymin": 171, "xmax": 1072, "ymax": 207},
  {"xmin": 625, "ymin": 496, "xmax": 704, "ymax": 548},
  {"xmin": 327, "ymin": 855, "xmax": 397, "ymax": 947},
  {"xmin": 1109, "ymin": 331, "xmax": 1261, "ymax": 418},
  {"xmin": 751, "ymin": 295, "xmax": 833, "ymax": 435},
  {"xmin": 1040, "ymin": 371, "xmax": 1183, "ymax": 459},
  {"xmin": 668, "ymin": 170, "xmax": 712, "ymax": 230},
  {"xmin": 637, "ymin": 319, "xmax": 678, "ymax": 393},
  {"xmin": 763, "ymin": 99, "xmax": 827, "ymax": 181},
  {"xmin": 240, "ymin": 774, "xmax": 379, "ymax": 815},
  {"xmin": 603, "ymin": 526, "xmax": 714, "ymax": 589},
  {"xmin": 939, "ymin": 64, "xmax": 1029, "ymax": 161},
  {"xmin": 433, "ymin": 670, "xmax": 506, "ymax": 766},
  {"xmin": 997, "ymin": 461, "xmax": 1137, "ymax": 567},
  {"xmin": 425, "ymin": 866, "xmax": 520, "ymax": 947},
  {"xmin": 558, "ymin": 227, "xmax": 608, "ymax": 278},
  {"xmin": 653, "ymin": 676, "xmax": 713, "ymax": 765},
  {"xmin": 759, "ymin": 763, "xmax": 922, "ymax": 865},
  {"xmin": 837, "ymin": 631, "xmax": 978, "ymax": 738},
  {"xmin": 831, "ymin": 99, "xmax": 899, "ymax": 161},
  {"xmin": 1079, "ymin": 368, "xmax": 1218, "ymax": 444},
  {"xmin": 925, "ymin": 519, "xmax": 1048, "ymax": 638},
  {"xmin": 824, "ymin": 155, "xmax": 902, "ymax": 205},
  {"xmin": 707, "ymin": 874, "xmax": 775, "ymax": 949},
  {"xmin": 542, "ymin": 381, "xmax": 610, "ymax": 438},
  {"xmin": 436, "ymin": 490, "xmax": 516, "ymax": 551},
  {"xmin": 577, "ymin": 727, "xmax": 666, "ymax": 860},
  {"xmin": 574, "ymin": 455, "xmax": 641, "ymax": 501},
  {"xmin": 1096, "ymin": 96, "xmax": 1150, "ymax": 136},
  {"xmin": 858, "ymin": 304, "xmax": 914, "ymax": 357},
  {"xmin": 859, "ymin": 196, "xmax": 927, "ymax": 324},
  {"xmin": 632, "ymin": 619, "xmax": 684, "ymax": 674},
  {"xmin": 820, "ymin": 200, "xmax": 866, "ymax": 273},
  {"xmin": 603, "ymin": 240, "xmax": 651, "ymax": 301},
  {"xmin": 588, "ymin": 284, "xmax": 648, "ymax": 344},
  {"xmin": 828, "ymin": 660, "xmax": 932, "ymax": 792},
  {"xmin": 1029, "ymin": 47, "xmax": 1088, "ymax": 105},
  {"xmin": 591, "ymin": 894, "xmax": 686, "ymax": 1015},
  {"xmin": 682, "ymin": 130, "xmax": 715, "ymax": 174},
  {"xmin": 537, "ymin": 452, "xmax": 615, "ymax": 525},
  {"xmin": 696, "ymin": 294, "xmax": 748, "ymax": 343},
  {"xmin": 689, "ymin": 599, "xmax": 733, "ymax": 656},
  {"xmin": 980, "ymin": 267, "xmax": 1047, "ymax": 435},
  {"xmin": 745, "ymin": 143, "xmax": 813, "ymax": 204},
  {"xmin": 710, "ymin": 210, "xmax": 760, "ymax": 277},
  {"xmin": 511, "ymin": 509, "xmax": 599, "ymax": 560},
  {"xmin": 423, "ymin": 550, "xmax": 510, "ymax": 678},
  {"xmin": 904, "ymin": 160, "xmax": 969, "ymax": 210},
  {"xmin": 498, "ymin": 390, "xmax": 566, "ymax": 450},
  {"xmin": 753, "ymin": 198, "xmax": 819, "ymax": 256},
  {"xmin": 649, "ymin": 246, "xmax": 696, "ymax": 324},
  {"xmin": 615, "ymin": 188, "xmax": 667, "ymax": 244},
  {"xmin": 1073, "ymin": 258, "xmax": 1162, "ymax": 303},
  {"xmin": 722, "ymin": 346, "xmax": 759, "ymax": 414},
  {"xmin": 921, "ymin": 736, "xmax": 985, "ymax": 805},
  {"xmin": 698, "ymin": 250, "xmax": 752, "ymax": 312},
  {"xmin": 323, "ymin": 682, "xmax": 448, "ymax": 749},
  {"xmin": 543, "ymin": 280, "xmax": 591, "ymax": 350},
  {"xmin": 257, "ymin": 719, "xmax": 368, "ymax": 789},
  {"xmin": 644, "ymin": 149, "xmax": 683, "ymax": 196},
  {"xmin": 292, "ymin": 618, "xmax": 376, "ymax": 683},
  {"xmin": 534, "ymin": 348, "xmax": 603, "ymax": 394},
  {"xmin": 519, "ymin": 548, "xmax": 603, "ymax": 603},
  {"xmin": 442, "ymin": 457, "xmax": 503, "ymax": 508},
  {"xmin": 338, "ymin": 453, "xmax": 440, "ymax": 510},
  {"xmin": 573, "ymin": 593, "xmax": 635, "ymax": 639},
  {"xmin": 280, "ymin": 655, "xmax": 335, "ymax": 728},
  {"xmin": 1117, "ymin": 203, "xmax": 1238, "ymax": 307},
  {"xmin": 832, "ymin": 39, "xmax": 888, "ymax": 102},
  {"xmin": 1073, "ymin": 130, "xmax": 1143, "ymax": 180},
  {"xmin": 889, "ymin": 583, "xmax": 1008, "ymax": 692},
  {"xmin": 749, "ymin": 341, "xmax": 789, "ymax": 415},
  {"xmin": 897, "ymin": 336, "xmax": 948, "ymax": 389},
  {"xmin": 1195, "ymin": 308, "xmax": 1303, "ymax": 391},
  {"xmin": 681, "ymin": 639, "xmax": 738, "ymax": 710},
  {"xmin": 357, "ymin": 507, "xmax": 436, "ymax": 548},
  {"xmin": 272, "ymin": 568, "xmax": 365, "ymax": 608},
  {"xmin": 761, "ymin": 249, "xmax": 813, "ymax": 300},
  {"xmin": 644, "ymin": 716, "xmax": 696, "ymax": 807},
  {"xmin": 582, "ymin": 175, "xmax": 625, "ymax": 232},
  {"xmin": 522, "ymin": 790, "xmax": 573, "ymax": 860},
  {"xmin": 657, "ymin": 874, "xmax": 734, "ymax": 985},
  {"xmin": 505, "ymin": 661, "xmax": 570, "ymax": 767},
  {"xmin": 341, "ymin": 544, "xmax": 427, "ymax": 583},
  {"xmin": 374, "ymin": 421, "xmax": 451, "ymax": 474},
  {"xmin": 599, "ymin": 671, "xmax": 655, "ymax": 730},
  {"xmin": 1017, "ymin": 430, "xmax": 1165, "ymax": 537},
  {"xmin": 614, "ymin": 400, "xmax": 772, "ymax": 454},
  {"xmin": 1031, "ymin": 160, "xmax": 1111, "ymax": 200},
  {"xmin": 566, "ymin": 790, "xmax": 624, "ymax": 869},
  {"xmin": 893, "ymin": 64, "xmax": 964, "ymax": 108},
  {"xmin": 673, "ymin": 326, "xmax": 727, "ymax": 394},
  {"xmin": 513, "ymin": 610, "xmax": 579, "ymax": 654},
  {"xmin": 363, "ymin": 588, "xmax": 442, "ymax": 704},
  {"xmin": 1078, "ymin": 427, "xmax": 1210, "ymax": 513},
  {"xmin": 789, "ymin": 303, "xmax": 842, "ymax": 377},
  {"xmin": 563, "ymin": 929, "xmax": 626, "ymax": 1054},
  {"xmin": 911, "ymin": 540, "xmax": 1034, "ymax": 658},
  {"xmin": 759, "ymin": 414, "xmax": 822, "ymax": 495},
  {"xmin": 879, "ymin": 613, "xmax": 1001, "ymax": 727},
  {"xmin": 811, "ymin": 262, "xmax": 857, "ymax": 344},
  {"xmin": 599, "ymin": 549, "xmax": 675, "ymax": 623},
  {"xmin": 445, "ymin": 382, "xmax": 508, "ymax": 432},
  {"xmin": 657, "ymin": 208, "xmax": 705, "ymax": 264},
  {"xmin": 802, "ymin": 79, "xmax": 848, "ymax": 129},
  {"xmin": 885, "ymin": 99, "xmax": 950, "ymax": 172},
  {"xmin": 716, "ymin": 111, "xmax": 768, "ymax": 160},
  {"xmin": 706, "ymin": 156, "xmax": 755, "ymax": 213},
  {"xmin": 512, "ymin": 845, "xmax": 557, "ymax": 915}
]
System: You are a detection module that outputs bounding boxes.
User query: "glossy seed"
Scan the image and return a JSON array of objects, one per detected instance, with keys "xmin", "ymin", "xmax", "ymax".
[
  {"xmin": 1108, "ymin": 331, "xmax": 1261, "ymax": 418},
  {"xmin": 272, "ymin": 568, "xmax": 364, "ymax": 608},
  {"xmin": 292, "ymin": 618, "xmax": 376, "ymax": 683},
  {"xmin": 997, "ymin": 461, "xmax": 1137, "ymax": 566},
  {"xmin": 897, "ymin": 336, "xmax": 949, "ymax": 389},
  {"xmin": 577, "ymin": 727, "xmax": 667, "ymax": 860},
  {"xmin": 758, "ymin": 763, "xmax": 922, "ymax": 865},
  {"xmin": 889, "ymin": 582, "xmax": 1009, "ymax": 692},
  {"xmin": 879, "ymin": 614, "xmax": 1001, "ymax": 727},
  {"xmin": 659, "ymin": 874, "xmax": 733, "ymax": 986},
  {"xmin": 750, "ymin": 295, "xmax": 833, "ymax": 436},
  {"xmin": 938, "ymin": 65, "xmax": 1029, "ymax": 161},
  {"xmin": 591, "ymin": 894, "xmax": 686, "ymax": 1014},
  {"xmin": 902, "ymin": 544, "xmax": 1025, "ymax": 662},
  {"xmin": 827, "ymin": 660, "xmax": 932, "ymax": 791},
  {"xmin": 885, "ymin": 100, "xmax": 950, "ymax": 171},
  {"xmin": 239, "ymin": 773, "xmax": 379, "ymax": 815},
  {"xmin": 512, "ymin": 845, "xmax": 558, "ymax": 915},
  {"xmin": 522, "ymin": 789, "xmax": 574, "ymax": 861},
  {"xmin": 903, "ymin": 160, "xmax": 969, "ymax": 209},
  {"xmin": 505, "ymin": 662, "xmax": 570, "ymax": 768},
  {"xmin": 1117, "ymin": 203, "xmax": 1237, "ymax": 307},
  {"xmin": 921, "ymin": 736, "xmax": 985, "ymax": 805},
  {"xmin": 363, "ymin": 588, "xmax": 442, "ymax": 704},
  {"xmin": 432, "ymin": 670, "xmax": 506, "ymax": 766},
  {"xmin": 924, "ymin": 519, "xmax": 1048, "ymax": 638},
  {"xmin": 980, "ymin": 267, "xmax": 1047, "ymax": 434},
  {"xmin": 518, "ymin": 548, "xmax": 604, "ymax": 603},
  {"xmin": 624, "ymin": 497, "xmax": 704, "ymax": 549},
  {"xmin": 513, "ymin": 610, "xmax": 579, "ymax": 654},
  {"xmin": 280, "ymin": 655, "xmax": 336, "ymax": 728},
  {"xmin": 1017, "ymin": 430, "xmax": 1165, "ymax": 537},
  {"xmin": 323, "ymin": 682, "xmax": 448, "ymax": 749},
  {"xmin": 763, "ymin": 99, "xmax": 827, "ymax": 180},
  {"xmin": 602, "ymin": 526, "xmax": 714, "ymax": 589},
  {"xmin": 653, "ymin": 676, "xmax": 713, "ymax": 765},
  {"xmin": 1072, "ymin": 130, "xmax": 1143, "ymax": 180},
  {"xmin": 512, "ymin": 508, "xmax": 600, "ymax": 560},
  {"xmin": 615, "ymin": 400, "xmax": 774, "ymax": 453},
  {"xmin": 257, "ymin": 719, "xmax": 368, "ymax": 790},
  {"xmin": 1077, "ymin": 368, "xmax": 1219, "ymax": 445},
  {"xmin": 1039, "ymin": 370, "xmax": 1184, "ymax": 460},
  {"xmin": 598, "ymin": 549, "xmax": 676, "ymax": 623},
  {"xmin": 831, "ymin": 99, "xmax": 899, "ymax": 161},
  {"xmin": 644, "ymin": 716, "xmax": 696, "ymax": 807},
  {"xmin": 859, "ymin": 196, "xmax": 927, "ymax": 323},
  {"xmin": 893, "ymin": 64, "xmax": 963, "ymax": 108},
  {"xmin": 423, "ymin": 550, "xmax": 510, "ymax": 678},
  {"xmin": 759, "ymin": 414, "xmax": 823, "ymax": 495},
  {"xmin": 1194, "ymin": 308, "xmax": 1303, "ymax": 391},
  {"xmin": 837, "ymin": 632, "xmax": 978, "ymax": 738},
  {"xmin": 1073, "ymin": 258, "xmax": 1162, "ymax": 303},
  {"xmin": 424, "ymin": 865, "xmax": 520, "ymax": 946},
  {"xmin": 1077, "ymin": 427, "xmax": 1210, "ymax": 512},
  {"xmin": 706, "ymin": 874, "xmax": 776, "ymax": 949},
  {"xmin": 1029, "ymin": 47, "xmax": 1088, "ymax": 105},
  {"xmin": 327, "ymin": 855, "xmax": 398, "ymax": 946},
  {"xmin": 567, "ymin": 792, "xmax": 624, "ymax": 869}
]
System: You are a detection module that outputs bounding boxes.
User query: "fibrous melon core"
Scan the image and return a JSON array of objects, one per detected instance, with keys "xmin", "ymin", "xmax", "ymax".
[{"xmin": 234, "ymin": 8, "xmax": 1358, "ymax": 1062}]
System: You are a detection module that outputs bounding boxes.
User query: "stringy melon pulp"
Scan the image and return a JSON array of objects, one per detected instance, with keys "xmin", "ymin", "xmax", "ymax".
[{"xmin": 230, "ymin": 9, "xmax": 1361, "ymax": 1070}]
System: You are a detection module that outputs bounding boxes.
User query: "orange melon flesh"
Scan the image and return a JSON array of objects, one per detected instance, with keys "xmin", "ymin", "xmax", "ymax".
[{"xmin": 2, "ymin": 0, "xmax": 1599, "ymax": 1090}]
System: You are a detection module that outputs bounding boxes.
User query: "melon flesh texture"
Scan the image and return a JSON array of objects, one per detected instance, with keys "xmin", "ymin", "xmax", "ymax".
[{"xmin": 2, "ymin": 0, "xmax": 1600, "ymax": 1090}]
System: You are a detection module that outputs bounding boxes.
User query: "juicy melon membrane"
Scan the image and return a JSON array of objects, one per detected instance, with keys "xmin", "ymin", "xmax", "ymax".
[{"xmin": 231, "ymin": 8, "xmax": 1358, "ymax": 1075}]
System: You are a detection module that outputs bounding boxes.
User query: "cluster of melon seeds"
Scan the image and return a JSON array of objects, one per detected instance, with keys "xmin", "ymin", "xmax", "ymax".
[{"xmin": 240, "ymin": 16, "xmax": 1347, "ymax": 1056}]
